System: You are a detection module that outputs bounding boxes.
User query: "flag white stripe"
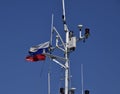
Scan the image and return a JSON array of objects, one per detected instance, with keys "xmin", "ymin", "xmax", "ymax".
[{"xmin": 29, "ymin": 41, "xmax": 50, "ymax": 52}]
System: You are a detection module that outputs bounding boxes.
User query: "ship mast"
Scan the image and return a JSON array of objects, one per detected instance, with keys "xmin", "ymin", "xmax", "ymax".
[
  {"xmin": 44, "ymin": 0, "xmax": 90, "ymax": 93},
  {"xmin": 26, "ymin": 0, "xmax": 90, "ymax": 94},
  {"xmin": 61, "ymin": 0, "xmax": 69, "ymax": 94},
  {"xmin": 48, "ymin": 0, "xmax": 90, "ymax": 93},
  {"xmin": 61, "ymin": 0, "xmax": 90, "ymax": 94}
]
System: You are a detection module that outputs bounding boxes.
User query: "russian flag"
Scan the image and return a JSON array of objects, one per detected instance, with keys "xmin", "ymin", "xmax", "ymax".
[{"xmin": 26, "ymin": 41, "xmax": 50, "ymax": 62}]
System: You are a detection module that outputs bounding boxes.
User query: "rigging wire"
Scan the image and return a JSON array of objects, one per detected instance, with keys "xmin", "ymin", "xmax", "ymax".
[
  {"xmin": 38, "ymin": 59, "xmax": 52, "ymax": 94},
  {"xmin": 48, "ymin": 59, "xmax": 52, "ymax": 94},
  {"xmin": 38, "ymin": 61, "xmax": 46, "ymax": 94},
  {"xmin": 39, "ymin": 61, "xmax": 46, "ymax": 78}
]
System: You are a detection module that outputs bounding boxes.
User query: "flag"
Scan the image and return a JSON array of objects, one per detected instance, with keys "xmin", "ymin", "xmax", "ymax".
[
  {"xmin": 29, "ymin": 41, "xmax": 50, "ymax": 55},
  {"xmin": 26, "ymin": 41, "xmax": 50, "ymax": 62}
]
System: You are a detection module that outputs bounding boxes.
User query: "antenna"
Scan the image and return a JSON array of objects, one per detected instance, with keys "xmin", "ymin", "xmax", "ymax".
[
  {"xmin": 50, "ymin": 14, "xmax": 54, "ymax": 46},
  {"xmin": 78, "ymin": 24, "xmax": 83, "ymax": 39},
  {"xmin": 48, "ymin": 72, "xmax": 51, "ymax": 94},
  {"xmin": 62, "ymin": 0, "xmax": 66, "ymax": 22},
  {"xmin": 81, "ymin": 64, "xmax": 90, "ymax": 94},
  {"xmin": 81, "ymin": 64, "xmax": 84, "ymax": 94}
]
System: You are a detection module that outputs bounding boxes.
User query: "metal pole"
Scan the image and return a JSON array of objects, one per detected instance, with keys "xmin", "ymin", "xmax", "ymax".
[
  {"xmin": 65, "ymin": 55, "xmax": 69, "ymax": 94},
  {"xmin": 62, "ymin": 0, "xmax": 66, "ymax": 21},
  {"xmin": 62, "ymin": 0, "xmax": 69, "ymax": 94},
  {"xmin": 81, "ymin": 64, "xmax": 84, "ymax": 94},
  {"xmin": 48, "ymin": 72, "xmax": 51, "ymax": 94},
  {"xmin": 64, "ymin": 28, "xmax": 69, "ymax": 94}
]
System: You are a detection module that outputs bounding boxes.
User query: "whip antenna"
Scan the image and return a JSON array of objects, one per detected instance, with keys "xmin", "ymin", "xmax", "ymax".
[
  {"xmin": 48, "ymin": 72, "xmax": 51, "ymax": 94},
  {"xmin": 50, "ymin": 14, "xmax": 54, "ymax": 46},
  {"xmin": 62, "ymin": 0, "xmax": 66, "ymax": 22},
  {"xmin": 81, "ymin": 64, "xmax": 84, "ymax": 94}
]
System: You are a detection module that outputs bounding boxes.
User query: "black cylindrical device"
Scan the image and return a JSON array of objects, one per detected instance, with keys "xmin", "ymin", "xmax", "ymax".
[{"xmin": 85, "ymin": 90, "xmax": 90, "ymax": 94}]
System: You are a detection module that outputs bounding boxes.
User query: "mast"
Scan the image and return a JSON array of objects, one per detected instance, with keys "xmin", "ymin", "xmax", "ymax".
[
  {"xmin": 61, "ymin": 0, "xmax": 90, "ymax": 94},
  {"xmin": 62, "ymin": 0, "xmax": 69, "ymax": 94},
  {"xmin": 26, "ymin": 0, "xmax": 90, "ymax": 94}
]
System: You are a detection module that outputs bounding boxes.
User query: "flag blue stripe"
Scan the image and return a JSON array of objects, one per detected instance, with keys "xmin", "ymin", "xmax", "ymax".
[{"xmin": 29, "ymin": 48, "xmax": 49, "ymax": 56}]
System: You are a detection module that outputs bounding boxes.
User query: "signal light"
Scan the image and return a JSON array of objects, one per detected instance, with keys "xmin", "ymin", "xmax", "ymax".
[{"xmin": 84, "ymin": 28, "xmax": 90, "ymax": 39}]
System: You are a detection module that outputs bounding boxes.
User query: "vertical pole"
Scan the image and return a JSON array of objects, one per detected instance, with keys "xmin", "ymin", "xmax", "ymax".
[
  {"xmin": 48, "ymin": 72, "xmax": 51, "ymax": 94},
  {"xmin": 62, "ymin": 0, "xmax": 69, "ymax": 94},
  {"xmin": 81, "ymin": 64, "xmax": 84, "ymax": 94},
  {"xmin": 62, "ymin": 0, "xmax": 66, "ymax": 21},
  {"xmin": 50, "ymin": 14, "xmax": 54, "ymax": 46},
  {"xmin": 65, "ymin": 55, "xmax": 69, "ymax": 94},
  {"xmin": 65, "ymin": 27, "xmax": 69, "ymax": 94}
]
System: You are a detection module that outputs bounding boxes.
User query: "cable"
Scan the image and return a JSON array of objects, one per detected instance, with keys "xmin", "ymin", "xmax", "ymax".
[{"xmin": 39, "ymin": 61, "xmax": 45, "ymax": 78}]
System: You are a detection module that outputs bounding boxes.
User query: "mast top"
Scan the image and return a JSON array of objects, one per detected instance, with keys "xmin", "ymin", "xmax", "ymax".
[{"xmin": 62, "ymin": 0, "xmax": 66, "ymax": 22}]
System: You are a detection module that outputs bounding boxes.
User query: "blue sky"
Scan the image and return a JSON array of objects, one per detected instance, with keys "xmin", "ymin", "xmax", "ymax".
[{"xmin": 0, "ymin": 0, "xmax": 120, "ymax": 94}]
